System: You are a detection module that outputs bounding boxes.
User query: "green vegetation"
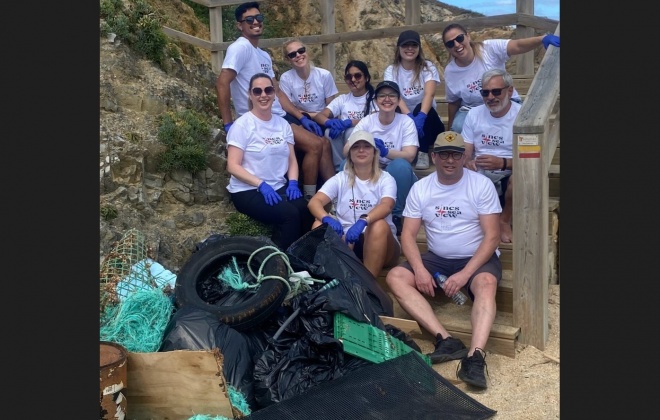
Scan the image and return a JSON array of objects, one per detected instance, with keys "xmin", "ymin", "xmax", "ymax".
[
  {"xmin": 156, "ymin": 109, "xmax": 210, "ymax": 173},
  {"xmin": 100, "ymin": 0, "xmax": 180, "ymax": 69},
  {"xmin": 101, "ymin": 205, "xmax": 119, "ymax": 221},
  {"xmin": 226, "ymin": 212, "xmax": 272, "ymax": 237}
]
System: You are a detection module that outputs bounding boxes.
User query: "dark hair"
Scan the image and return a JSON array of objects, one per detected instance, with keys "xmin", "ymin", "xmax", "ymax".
[
  {"xmin": 235, "ymin": 2, "xmax": 260, "ymax": 21},
  {"xmin": 344, "ymin": 60, "xmax": 375, "ymax": 117},
  {"xmin": 249, "ymin": 72, "xmax": 272, "ymax": 89}
]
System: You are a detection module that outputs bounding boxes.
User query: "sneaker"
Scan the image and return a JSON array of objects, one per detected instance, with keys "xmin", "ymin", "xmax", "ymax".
[
  {"xmin": 392, "ymin": 215, "xmax": 402, "ymax": 236},
  {"xmin": 415, "ymin": 151, "xmax": 430, "ymax": 170},
  {"xmin": 426, "ymin": 335, "xmax": 468, "ymax": 364},
  {"xmin": 456, "ymin": 348, "xmax": 488, "ymax": 388}
]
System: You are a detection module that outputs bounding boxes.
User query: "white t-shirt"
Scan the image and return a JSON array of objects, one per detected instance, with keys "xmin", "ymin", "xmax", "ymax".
[
  {"xmin": 444, "ymin": 39, "xmax": 521, "ymax": 108},
  {"xmin": 383, "ymin": 60, "xmax": 441, "ymax": 111},
  {"xmin": 325, "ymin": 91, "xmax": 378, "ymax": 121},
  {"xmin": 462, "ymin": 101, "xmax": 522, "ymax": 160},
  {"xmin": 319, "ymin": 171, "xmax": 398, "ymax": 238},
  {"xmin": 226, "ymin": 112, "xmax": 293, "ymax": 193},
  {"xmin": 403, "ymin": 169, "xmax": 501, "ymax": 259},
  {"xmin": 279, "ymin": 66, "xmax": 339, "ymax": 113},
  {"xmin": 354, "ymin": 113, "xmax": 419, "ymax": 167},
  {"xmin": 222, "ymin": 37, "xmax": 285, "ymax": 118}
]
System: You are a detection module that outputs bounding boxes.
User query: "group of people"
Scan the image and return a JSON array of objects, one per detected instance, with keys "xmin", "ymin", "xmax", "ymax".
[{"xmin": 217, "ymin": 1, "xmax": 560, "ymax": 389}]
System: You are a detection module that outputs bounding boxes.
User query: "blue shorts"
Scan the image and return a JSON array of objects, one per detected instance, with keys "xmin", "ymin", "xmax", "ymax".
[{"xmin": 398, "ymin": 251, "xmax": 502, "ymax": 301}]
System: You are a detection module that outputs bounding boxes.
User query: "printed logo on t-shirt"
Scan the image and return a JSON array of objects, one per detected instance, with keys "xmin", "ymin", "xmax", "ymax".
[
  {"xmin": 403, "ymin": 85, "xmax": 423, "ymax": 97},
  {"xmin": 480, "ymin": 134, "xmax": 504, "ymax": 147},
  {"xmin": 297, "ymin": 92, "xmax": 318, "ymax": 104},
  {"xmin": 347, "ymin": 110, "xmax": 365, "ymax": 120},
  {"xmin": 466, "ymin": 79, "xmax": 482, "ymax": 93},
  {"xmin": 260, "ymin": 63, "xmax": 271, "ymax": 73},
  {"xmin": 349, "ymin": 198, "xmax": 373, "ymax": 211},
  {"xmin": 264, "ymin": 136, "xmax": 285, "ymax": 145},
  {"xmin": 435, "ymin": 205, "xmax": 462, "ymax": 218}
]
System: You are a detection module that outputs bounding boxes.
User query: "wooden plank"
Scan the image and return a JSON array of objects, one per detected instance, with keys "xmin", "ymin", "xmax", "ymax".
[
  {"xmin": 162, "ymin": 26, "xmax": 212, "ymax": 50},
  {"xmin": 125, "ymin": 349, "xmax": 234, "ymax": 420}
]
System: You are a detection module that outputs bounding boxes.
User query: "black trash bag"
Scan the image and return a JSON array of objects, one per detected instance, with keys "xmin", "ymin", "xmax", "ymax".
[
  {"xmin": 286, "ymin": 224, "xmax": 394, "ymax": 316},
  {"xmin": 159, "ymin": 305, "xmax": 265, "ymax": 410},
  {"xmin": 252, "ymin": 279, "xmax": 389, "ymax": 409}
]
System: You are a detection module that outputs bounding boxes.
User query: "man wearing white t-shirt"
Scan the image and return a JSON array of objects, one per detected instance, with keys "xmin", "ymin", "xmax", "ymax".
[
  {"xmin": 386, "ymin": 131, "xmax": 501, "ymax": 389},
  {"xmin": 462, "ymin": 69, "xmax": 520, "ymax": 243}
]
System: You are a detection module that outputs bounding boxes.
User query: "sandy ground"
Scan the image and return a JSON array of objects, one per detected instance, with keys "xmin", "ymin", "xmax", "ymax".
[{"xmin": 409, "ymin": 284, "xmax": 560, "ymax": 419}]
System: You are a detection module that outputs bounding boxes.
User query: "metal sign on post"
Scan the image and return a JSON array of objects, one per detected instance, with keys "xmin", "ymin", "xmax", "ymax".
[{"xmin": 517, "ymin": 134, "xmax": 540, "ymax": 158}]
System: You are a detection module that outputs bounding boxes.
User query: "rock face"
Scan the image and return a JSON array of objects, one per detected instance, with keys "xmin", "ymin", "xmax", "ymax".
[{"xmin": 99, "ymin": 0, "xmax": 517, "ymax": 271}]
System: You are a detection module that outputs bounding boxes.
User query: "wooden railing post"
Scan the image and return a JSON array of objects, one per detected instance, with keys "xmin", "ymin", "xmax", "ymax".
[
  {"xmin": 209, "ymin": 5, "xmax": 224, "ymax": 74},
  {"xmin": 515, "ymin": 0, "xmax": 535, "ymax": 76},
  {"xmin": 320, "ymin": 0, "xmax": 336, "ymax": 74},
  {"xmin": 405, "ymin": 0, "xmax": 421, "ymax": 25}
]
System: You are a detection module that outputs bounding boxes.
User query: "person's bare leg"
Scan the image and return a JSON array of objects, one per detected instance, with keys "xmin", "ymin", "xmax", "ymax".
[
  {"xmin": 291, "ymin": 124, "xmax": 322, "ymax": 188},
  {"xmin": 386, "ymin": 266, "xmax": 451, "ymax": 338},
  {"xmin": 362, "ymin": 220, "xmax": 395, "ymax": 278},
  {"xmin": 319, "ymin": 138, "xmax": 337, "ymax": 182},
  {"xmin": 500, "ymin": 176, "xmax": 513, "ymax": 243},
  {"xmin": 466, "ymin": 272, "xmax": 498, "ymax": 355}
]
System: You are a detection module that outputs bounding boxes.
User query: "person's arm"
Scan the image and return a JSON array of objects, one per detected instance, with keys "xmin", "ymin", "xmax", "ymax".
[
  {"xmin": 364, "ymin": 197, "xmax": 395, "ymax": 224},
  {"xmin": 447, "ymin": 100, "xmax": 461, "ymax": 131},
  {"xmin": 400, "ymin": 216, "xmax": 437, "ymax": 295},
  {"xmin": 274, "ymin": 78, "xmax": 306, "ymax": 120},
  {"xmin": 312, "ymin": 107, "xmax": 334, "ymax": 127},
  {"xmin": 216, "ymin": 68, "xmax": 237, "ymax": 126},
  {"xmin": 464, "ymin": 143, "xmax": 477, "ymax": 171},
  {"xmin": 386, "ymin": 145, "xmax": 418, "ymax": 163},
  {"xmin": 419, "ymin": 79, "xmax": 437, "ymax": 115},
  {"xmin": 307, "ymin": 190, "xmax": 333, "ymax": 222},
  {"xmin": 286, "ymin": 143, "xmax": 299, "ymax": 182},
  {"xmin": 506, "ymin": 35, "xmax": 545, "ymax": 56},
  {"xmin": 226, "ymin": 145, "xmax": 262, "ymax": 187}
]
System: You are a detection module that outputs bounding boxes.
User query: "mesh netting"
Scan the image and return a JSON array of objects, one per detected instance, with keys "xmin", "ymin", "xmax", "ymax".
[
  {"xmin": 99, "ymin": 229, "xmax": 167, "ymax": 313},
  {"xmin": 244, "ymin": 352, "xmax": 497, "ymax": 420}
]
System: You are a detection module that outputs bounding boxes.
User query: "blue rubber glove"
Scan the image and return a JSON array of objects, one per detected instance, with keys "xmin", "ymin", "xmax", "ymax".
[
  {"xmin": 542, "ymin": 34, "xmax": 560, "ymax": 49},
  {"xmin": 258, "ymin": 181, "xmax": 282, "ymax": 206},
  {"xmin": 286, "ymin": 179, "xmax": 302, "ymax": 201},
  {"xmin": 374, "ymin": 138, "xmax": 388, "ymax": 158},
  {"xmin": 301, "ymin": 115, "xmax": 323, "ymax": 137},
  {"xmin": 326, "ymin": 119, "xmax": 352, "ymax": 139},
  {"xmin": 413, "ymin": 112, "xmax": 427, "ymax": 137},
  {"xmin": 322, "ymin": 215, "xmax": 344, "ymax": 237},
  {"xmin": 224, "ymin": 122, "xmax": 233, "ymax": 132},
  {"xmin": 345, "ymin": 219, "xmax": 368, "ymax": 244}
]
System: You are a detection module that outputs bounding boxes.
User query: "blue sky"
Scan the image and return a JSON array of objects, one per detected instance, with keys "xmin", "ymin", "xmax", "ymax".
[{"xmin": 441, "ymin": 0, "xmax": 559, "ymax": 21}]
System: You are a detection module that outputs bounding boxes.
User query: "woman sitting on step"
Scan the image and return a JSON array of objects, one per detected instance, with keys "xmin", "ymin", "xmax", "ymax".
[{"xmin": 308, "ymin": 130, "xmax": 401, "ymax": 279}]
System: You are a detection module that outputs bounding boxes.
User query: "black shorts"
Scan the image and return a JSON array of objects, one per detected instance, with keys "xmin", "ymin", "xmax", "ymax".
[
  {"xmin": 398, "ymin": 251, "xmax": 502, "ymax": 301},
  {"xmin": 284, "ymin": 112, "xmax": 302, "ymax": 125}
]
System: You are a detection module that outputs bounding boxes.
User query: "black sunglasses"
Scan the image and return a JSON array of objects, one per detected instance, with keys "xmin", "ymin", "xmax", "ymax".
[
  {"xmin": 251, "ymin": 86, "xmax": 275, "ymax": 96},
  {"xmin": 287, "ymin": 47, "xmax": 306, "ymax": 59},
  {"xmin": 435, "ymin": 151, "xmax": 464, "ymax": 160},
  {"xmin": 444, "ymin": 33, "xmax": 466, "ymax": 49},
  {"xmin": 344, "ymin": 72, "xmax": 363, "ymax": 82},
  {"xmin": 239, "ymin": 14, "xmax": 264, "ymax": 24},
  {"xmin": 480, "ymin": 87, "xmax": 508, "ymax": 97}
]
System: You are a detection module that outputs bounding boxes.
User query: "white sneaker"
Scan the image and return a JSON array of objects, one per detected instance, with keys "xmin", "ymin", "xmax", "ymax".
[{"xmin": 415, "ymin": 151, "xmax": 429, "ymax": 170}]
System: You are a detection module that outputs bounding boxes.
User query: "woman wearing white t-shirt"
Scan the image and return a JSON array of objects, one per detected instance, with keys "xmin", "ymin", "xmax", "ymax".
[
  {"xmin": 226, "ymin": 73, "xmax": 313, "ymax": 250},
  {"xmin": 384, "ymin": 30, "xmax": 445, "ymax": 170},
  {"xmin": 442, "ymin": 23, "xmax": 560, "ymax": 133},
  {"xmin": 308, "ymin": 130, "xmax": 401, "ymax": 278}
]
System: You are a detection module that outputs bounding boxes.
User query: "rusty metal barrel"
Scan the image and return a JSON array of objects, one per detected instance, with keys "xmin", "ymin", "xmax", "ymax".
[{"xmin": 100, "ymin": 341, "xmax": 128, "ymax": 419}]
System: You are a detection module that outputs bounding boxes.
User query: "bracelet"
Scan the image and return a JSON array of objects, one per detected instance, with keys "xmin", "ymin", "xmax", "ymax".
[{"xmin": 501, "ymin": 158, "xmax": 507, "ymax": 171}]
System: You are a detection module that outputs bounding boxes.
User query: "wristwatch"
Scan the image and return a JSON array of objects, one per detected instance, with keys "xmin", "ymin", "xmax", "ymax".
[{"xmin": 359, "ymin": 214, "xmax": 369, "ymax": 224}]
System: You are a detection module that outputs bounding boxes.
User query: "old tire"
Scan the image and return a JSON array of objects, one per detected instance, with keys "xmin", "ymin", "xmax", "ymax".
[{"xmin": 174, "ymin": 235, "xmax": 288, "ymax": 331}]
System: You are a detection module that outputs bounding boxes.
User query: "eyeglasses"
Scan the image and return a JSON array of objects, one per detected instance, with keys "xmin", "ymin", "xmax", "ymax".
[
  {"xmin": 344, "ymin": 72, "xmax": 363, "ymax": 82},
  {"xmin": 444, "ymin": 33, "xmax": 466, "ymax": 48},
  {"xmin": 376, "ymin": 93, "xmax": 398, "ymax": 99},
  {"xmin": 239, "ymin": 14, "xmax": 264, "ymax": 24},
  {"xmin": 251, "ymin": 86, "xmax": 275, "ymax": 96},
  {"xmin": 286, "ymin": 47, "xmax": 306, "ymax": 59},
  {"xmin": 435, "ymin": 151, "xmax": 464, "ymax": 160},
  {"xmin": 480, "ymin": 87, "xmax": 508, "ymax": 97}
]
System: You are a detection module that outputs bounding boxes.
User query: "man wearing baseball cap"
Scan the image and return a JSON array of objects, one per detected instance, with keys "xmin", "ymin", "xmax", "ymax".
[{"xmin": 385, "ymin": 131, "xmax": 502, "ymax": 389}]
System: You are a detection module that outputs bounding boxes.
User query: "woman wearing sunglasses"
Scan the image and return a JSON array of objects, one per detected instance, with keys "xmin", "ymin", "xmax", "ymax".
[
  {"xmin": 312, "ymin": 60, "xmax": 378, "ymax": 172},
  {"xmin": 279, "ymin": 39, "xmax": 340, "ymax": 199},
  {"xmin": 384, "ymin": 30, "xmax": 445, "ymax": 171},
  {"xmin": 442, "ymin": 23, "xmax": 560, "ymax": 134},
  {"xmin": 308, "ymin": 130, "xmax": 401, "ymax": 279},
  {"xmin": 226, "ymin": 73, "xmax": 313, "ymax": 251}
]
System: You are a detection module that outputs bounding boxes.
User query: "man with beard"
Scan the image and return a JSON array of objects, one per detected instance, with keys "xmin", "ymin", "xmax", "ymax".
[{"xmin": 461, "ymin": 69, "xmax": 520, "ymax": 243}]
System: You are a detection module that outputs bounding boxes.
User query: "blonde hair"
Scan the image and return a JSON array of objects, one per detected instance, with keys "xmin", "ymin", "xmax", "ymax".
[
  {"xmin": 442, "ymin": 23, "xmax": 484, "ymax": 66},
  {"xmin": 343, "ymin": 143, "xmax": 382, "ymax": 187}
]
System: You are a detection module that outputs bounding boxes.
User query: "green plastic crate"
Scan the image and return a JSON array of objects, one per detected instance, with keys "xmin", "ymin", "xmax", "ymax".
[{"xmin": 333, "ymin": 312, "xmax": 431, "ymax": 365}]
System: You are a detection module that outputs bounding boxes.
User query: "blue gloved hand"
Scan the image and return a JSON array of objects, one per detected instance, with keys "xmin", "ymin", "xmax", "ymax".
[
  {"xmin": 542, "ymin": 34, "xmax": 560, "ymax": 49},
  {"xmin": 258, "ymin": 181, "xmax": 282, "ymax": 206},
  {"xmin": 286, "ymin": 179, "xmax": 302, "ymax": 201},
  {"xmin": 413, "ymin": 112, "xmax": 427, "ymax": 137},
  {"xmin": 301, "ymin": 115, "xmax": 323, "ymax": 137},
  {"xmin": 322, "ymin": 215, "xmax": 344, "ymax": 237},
  {"xmin": 224, "ymin": 122, "xmax": 233, "ymax": 132},
  {"xmin": 374, "ymin": 138, "xmax": 388, "ymax": 158},
  {"xmin": 325, "ymin": 119, "xmax": 343, "ymax": 139},
  {"xmin": 345, "ymin": 219, "xmax": 368, "ymax": 244}
]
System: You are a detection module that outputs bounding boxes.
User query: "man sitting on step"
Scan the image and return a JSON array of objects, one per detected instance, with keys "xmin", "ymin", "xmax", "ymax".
[
  {"xmin": 385, "ymin": 131, "xmax": 502, "ymax": 389},
  {"xmin": 461, "ymin": 68, "xmax": 521, "ymax": 243}
]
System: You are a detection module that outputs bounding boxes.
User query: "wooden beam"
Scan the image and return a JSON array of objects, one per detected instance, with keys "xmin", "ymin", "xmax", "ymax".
[
  {"xmin": 208, "ymin": 6, "xmax": 224, "ymax": 74},
  {"xmin": 405, "ymin": 0, "xmax": 421, "ymax": 25},
  {"xmin": 320, "ymin": 0, "xmax": 335, "ymax": 74}
]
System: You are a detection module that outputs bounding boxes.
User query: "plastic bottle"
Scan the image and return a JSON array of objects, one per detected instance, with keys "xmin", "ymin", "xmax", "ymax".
[{"xmin": 433, "ymin": 272, "xmax": 468, "ymax": 305}]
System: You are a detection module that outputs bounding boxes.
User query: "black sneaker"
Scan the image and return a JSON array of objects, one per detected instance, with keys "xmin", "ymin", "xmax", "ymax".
[
  {"xmin": 426, "ymin": 335, "xmax": 468, "ymax": 364},
  {"xmin": 457, "ymin": 348, "xmax": 488, "ymax": 389},
  {"xmin": 392, "ymin": 216, "xmax": 402, "ymax": 236}
]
